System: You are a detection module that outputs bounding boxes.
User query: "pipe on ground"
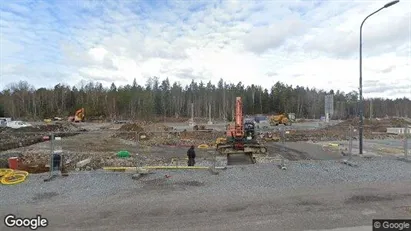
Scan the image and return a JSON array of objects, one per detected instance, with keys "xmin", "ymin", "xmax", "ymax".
[
  {"xmin": 103, "ymin": 166, "xmax": 226, "ymax": 170},
  {"xmin": 145, "ymin": 166, "xmax": 209, "ymax": 169}
]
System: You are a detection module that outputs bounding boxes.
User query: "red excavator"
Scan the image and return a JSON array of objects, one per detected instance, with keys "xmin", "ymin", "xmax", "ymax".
[{"xmin": 216, "ymin": 97, "xmax": 267, "ymax": 163}]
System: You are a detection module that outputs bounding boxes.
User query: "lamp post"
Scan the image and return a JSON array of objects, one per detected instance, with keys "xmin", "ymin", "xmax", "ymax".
[{"xmin": 359, "ymin": 0, "xmax": 400, "ymax": 154}]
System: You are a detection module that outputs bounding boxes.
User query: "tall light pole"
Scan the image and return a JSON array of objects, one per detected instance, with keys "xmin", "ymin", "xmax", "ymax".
[{"xmin": 359, "ymin": 0, "xmax": 400, "ymax": 154}]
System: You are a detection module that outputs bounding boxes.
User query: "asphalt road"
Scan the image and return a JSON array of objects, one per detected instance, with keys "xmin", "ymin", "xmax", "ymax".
[
  {"xmin": 1, "ymin": 161, "xmax": 411, "ymax": 231},
  {"xmin": 1, "ymin": 180, "xmax": 410, "ymax": 231}
]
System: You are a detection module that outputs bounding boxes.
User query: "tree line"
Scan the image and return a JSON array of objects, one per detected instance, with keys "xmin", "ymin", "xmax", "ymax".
[{"xmin": 0, "ymin": 77, "xmax": 410, "ymax": 121}]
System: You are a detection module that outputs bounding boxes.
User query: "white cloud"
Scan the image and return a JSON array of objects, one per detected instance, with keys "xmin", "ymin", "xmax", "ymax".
[
  {"xmin": 243, "ymin": 16, "xmax": 308, "ymax": 54},
  {"xmin": 0, "ymin": 0, "xmax": 410, "ymax": 99}
]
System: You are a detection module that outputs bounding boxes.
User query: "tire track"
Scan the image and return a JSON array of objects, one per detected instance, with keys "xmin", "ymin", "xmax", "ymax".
[{"xmin": 266, "ymin": 143, "xmax": 312, "ymax": 161}]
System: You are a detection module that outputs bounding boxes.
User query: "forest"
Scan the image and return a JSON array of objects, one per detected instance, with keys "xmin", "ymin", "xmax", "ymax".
[{"xmin": 0, "ymin": 77, "xmax": 410, "ymax": 121}]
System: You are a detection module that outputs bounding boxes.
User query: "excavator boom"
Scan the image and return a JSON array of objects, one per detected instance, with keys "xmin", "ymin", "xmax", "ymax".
[
  {"xmin": 68, "ymin": 108, "xmax": 85, "ymax": 122},
  {"xmin": 234, "ymin": 97, "xmax": 244, "ymax": 137},
  {"xmin": 74, "ymin": 108, "xmax": 85, "ymax": 122}
]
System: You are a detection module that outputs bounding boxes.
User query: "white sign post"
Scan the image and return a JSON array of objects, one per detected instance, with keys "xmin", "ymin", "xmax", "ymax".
[{"xmin": 325, "ymin": 94, "xmax": 334, "ymax": 123}]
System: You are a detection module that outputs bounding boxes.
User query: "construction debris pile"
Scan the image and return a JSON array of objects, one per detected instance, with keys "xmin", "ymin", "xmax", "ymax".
[
  {"xmin": 14, "ymin": 151, "xmax": 137, "ymax": 173},
  {"xmin": 115, "ymin": 123, "xmax": 145, "ymax": 140},
  {"xmin": 174, "ymin": 130, "xmax": 220, "ymax": 147},
  {"xmin": 271, "ymin": 118, "xmax": 410, "ymax": 142},
  {"xmin": 114, "ymin": 123, "xmax": 220, "ymax": 147},
  {"xmin": 0, "ymin": 123, "xmax": 87, "ymax": 171},
  {"xmin": 0, "ymin": 123, "xmax": 84, "ymax": 152},
  {"xmin": 113, "ymin": 122, "xmax": 163, "ymax": 141}
]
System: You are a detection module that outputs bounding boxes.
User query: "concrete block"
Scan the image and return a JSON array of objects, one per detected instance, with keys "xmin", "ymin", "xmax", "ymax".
[
  {"xmin": 76, "ymin": 158, "xmax": 91, "ymax": 168},
  {"xmin": 387, "ymin": 127, "xmax": 411, "ymax": 135}
]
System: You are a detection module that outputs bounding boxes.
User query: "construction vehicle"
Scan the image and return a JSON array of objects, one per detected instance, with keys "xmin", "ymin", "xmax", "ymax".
[
  {"xmin": 269, "ymin": 113, "xmax": 291, "ymax": 126},
  {"xmin": 216, "ymin": 97, "xmax": 267, "ymax": 163},
  {"xmin": 288, "ymin": 113, "xmax": 296, "ymax": 122},
  {"xmin": 68, "ymin": 108, "xmax": 85, "ymax": 122}
]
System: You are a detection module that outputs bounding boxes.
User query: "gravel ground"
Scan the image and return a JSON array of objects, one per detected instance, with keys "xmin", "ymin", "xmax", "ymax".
[
  {"xmin": 1, "ymin": 158, "xmax": 411, "ymax": 230},
  {"xmin": 316, "ymin": 138, "xmax": 409, "ymax": 157},
  {"xmin": 2, "ymin": 158, "xmax": 411, "ymax": 207},
  {"xmin": 1, "ymin": 120, "xmax": 409, "ymax": 230},
  {"xmin": 266, "ymin": 141, "xmax": 342, "ymax": 160}
]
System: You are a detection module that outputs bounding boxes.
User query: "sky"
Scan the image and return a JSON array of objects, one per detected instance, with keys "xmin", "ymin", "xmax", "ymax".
[{"xmin": 0, "ymin": 0, "xmax": 410, "ymax": 99}]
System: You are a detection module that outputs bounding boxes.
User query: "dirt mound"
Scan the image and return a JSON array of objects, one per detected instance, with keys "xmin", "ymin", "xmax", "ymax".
[
  {"xmin": 280, "ymin": 118, "xmax": 406, "ymax": 142},
  {"xmin": 115, "ymin": 123, "xmax": 146, "ymax": 140},
  {"xmin": 118, "ymin": 123, "xmax": 144, "ymax": 133},
  {"xmin": 115, "ymin": 122, "xmax": 219, "ymax": 147},
  {"xmin": 335, "ymin": 118, "xmax": 409, "ymax": 132},
  {"xmin": 143, "ymin": 123, "xmax": 173, "ymax": 132},
  {"xmin": 180, "ymin": 130, "xmax": 221, "ymax": 140},
  {"xmin": 115, "ymin": 122, "xmax": 176, "ymax": 141},
  {"xmin": 118, "ymin": 122, "xmax": 173, "ymax": 132},
  {"xmin": 0, "ymin": 123, "xmax": 84, "ymax": 152}
]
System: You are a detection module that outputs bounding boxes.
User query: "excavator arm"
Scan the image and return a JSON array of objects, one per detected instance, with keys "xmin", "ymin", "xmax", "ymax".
[
  {"xmin": 234, "ymin": 97, "xmax": 244, "ymax": 138},
  {"xmin": 74, "ymin": 108, "xmax": 85, "ymax": 122}
]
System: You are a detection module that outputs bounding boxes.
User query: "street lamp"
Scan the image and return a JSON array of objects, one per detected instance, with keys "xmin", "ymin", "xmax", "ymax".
[{"xmin": 359, "ymin": 0, "xmax": 400, "ymax": 154}]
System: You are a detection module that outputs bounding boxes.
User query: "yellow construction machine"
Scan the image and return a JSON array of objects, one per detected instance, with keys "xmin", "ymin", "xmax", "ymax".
[
  {"xmin": 68, "ymin": 108, "xmax": 85, "ymax": 122},
  {"xmin": 269, "ymin": 114, "xmax": 291, "ymax": 126}
]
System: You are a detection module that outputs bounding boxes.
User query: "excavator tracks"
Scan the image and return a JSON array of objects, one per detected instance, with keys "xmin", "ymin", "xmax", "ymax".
[
  {"xmin": 216, "ymin": 143, "xmax": 267, "ymax": 165},
  {"xmin": 216, "ymin": 144, "xmax": 267, "ymax": 155}
]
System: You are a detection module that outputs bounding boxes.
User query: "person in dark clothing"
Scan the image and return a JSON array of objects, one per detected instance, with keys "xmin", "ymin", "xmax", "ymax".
[{"xmin": 187, "ymin": 145, "xmax": 196, "ymax": 166}]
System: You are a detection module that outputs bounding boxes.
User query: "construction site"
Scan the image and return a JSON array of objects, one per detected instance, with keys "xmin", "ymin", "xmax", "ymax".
[
  {"xmin": 1, "ymin": 97, "xmax": 411, "ymax": 231},
  {"xmin": 1, "ymin": 98, "xmax": 410, "ymax": 170}
]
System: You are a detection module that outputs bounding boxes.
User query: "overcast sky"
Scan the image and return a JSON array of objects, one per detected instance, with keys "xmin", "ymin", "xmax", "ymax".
[{"xmin": 0, "ymin": 0, "xmax": 410, "ymax": 99}]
